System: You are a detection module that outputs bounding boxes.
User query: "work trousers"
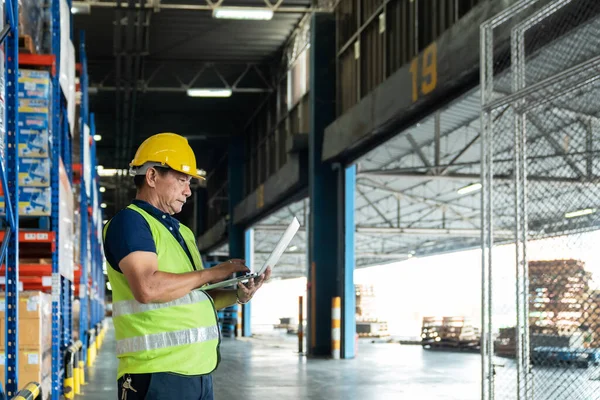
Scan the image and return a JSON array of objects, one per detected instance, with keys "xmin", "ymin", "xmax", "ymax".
[{"xmin": 117, "ymin": 372, "xmax": 214, "ymax": 400}]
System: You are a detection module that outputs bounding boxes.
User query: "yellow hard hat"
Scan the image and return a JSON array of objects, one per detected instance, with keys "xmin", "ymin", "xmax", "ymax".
[{"xmin": 129, "ymin": 133, "xmax": 204, "ymax": 179}]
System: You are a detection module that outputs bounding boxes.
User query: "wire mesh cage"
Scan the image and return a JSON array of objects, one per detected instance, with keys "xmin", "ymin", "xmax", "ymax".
[{"xmin": 481, "ymin": 0, "xmax": 600, "ymax": 399}]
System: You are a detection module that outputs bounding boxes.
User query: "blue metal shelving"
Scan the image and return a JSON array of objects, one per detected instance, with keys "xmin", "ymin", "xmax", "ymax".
[
  {"xmin": 50, "ymin": 0, "xmax": 63, "ymax": 394},
  {"xmin": 89, "ymin": 124, "xmax": 104, "ymax": 329},
  {"xmin": 1, "ymin": 0, "xmax": 20, "ymax": 395},
  {"xmin": 79, "ymin": 30, "xmax": 91, "ymax": 366},
  {"xmin": 0, "ymin": 0, "xmax": 102, "ymax": 396}
]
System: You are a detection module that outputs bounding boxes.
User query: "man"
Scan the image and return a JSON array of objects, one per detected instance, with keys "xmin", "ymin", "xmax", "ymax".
[{"xmin": 103, "ymin": 132, "xmax": 270, "ymax": 400}]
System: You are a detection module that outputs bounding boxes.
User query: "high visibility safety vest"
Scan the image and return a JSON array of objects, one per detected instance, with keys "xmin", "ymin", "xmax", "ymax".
[{"xmin": 104, "ymin": 204, "xmax": 220, "ymax": 379}]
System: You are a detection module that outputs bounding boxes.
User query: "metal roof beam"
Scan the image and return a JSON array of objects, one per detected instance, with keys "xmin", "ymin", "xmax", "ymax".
[
  {"xmin": 356, "ymin": 227, "xmax": 511, "ymax": 237},
  {"xmin": 73, "ymin": 0, "xmax": 337, "ymax": 12},
  {"xmin": 253, "ymin": 251, "xmax": 412, "ymax": 259},
  {"xmin": 93, "ymin": 86, "xmax": 270, "ymax": 93},
  {"xmin": 356, "ymin": 186, "xmax": 395, "ymax": 227},
  {"xmin": 358, "ymin": 171, "xmax": 597, "ymax": 184},
  {"xmin": 356, "ymin": 177, "xmax": 479, "ymax": 211},
  {"xmin": 406, "ymin": 133, "xmax": 433, "ymax": 168},
  {"xmin": 528, "ymin": 114, "xmax": 585, "ymax": 178},
  {"xmin": 90, "ymin": 61, "xmax": 274, "ymax": 93},
  {"xmin": 252, "ymin": 224, "xmax": 511, "ymax": 238}
]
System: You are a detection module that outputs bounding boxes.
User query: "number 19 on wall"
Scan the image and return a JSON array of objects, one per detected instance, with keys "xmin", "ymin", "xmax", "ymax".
[{"xmin": 409, "ymin": 42, "xmax": 438, "ymax": 103}]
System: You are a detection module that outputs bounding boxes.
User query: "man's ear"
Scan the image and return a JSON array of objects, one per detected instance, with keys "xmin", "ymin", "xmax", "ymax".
[{"xmin": 146, "ymin": 168, "xmax": 158, "ymax": 188}]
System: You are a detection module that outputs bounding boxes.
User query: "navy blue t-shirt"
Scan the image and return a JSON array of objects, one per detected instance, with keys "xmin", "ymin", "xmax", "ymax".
[{"xmin": 103, "ymin": 199, "xmax": 196, "ymax": 273}]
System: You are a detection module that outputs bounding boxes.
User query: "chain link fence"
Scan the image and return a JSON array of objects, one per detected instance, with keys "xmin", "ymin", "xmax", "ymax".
[{"xmin": 481, "ymin": 0, "xmax": 600, "ymax": 399}]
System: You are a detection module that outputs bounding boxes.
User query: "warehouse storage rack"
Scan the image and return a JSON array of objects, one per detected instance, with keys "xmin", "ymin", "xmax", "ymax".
[{"xmin": 0, "ymin": 0, "xmax": 106, "ymax": 397}]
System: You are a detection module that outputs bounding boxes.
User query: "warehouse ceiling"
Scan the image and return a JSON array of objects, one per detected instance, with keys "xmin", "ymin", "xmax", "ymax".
[
  {"xmin": 211, "ymin": 14, "xmax": 600, "ymax": 280},
  {"xmin": 72, "ymin": 0, "xmax": 333, "ymax": 219}
]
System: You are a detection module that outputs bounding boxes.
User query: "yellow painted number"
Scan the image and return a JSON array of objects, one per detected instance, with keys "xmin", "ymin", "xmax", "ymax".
[
  {"xmin": 409, "ymin": 42, "xmax": 438, "ymax": 102},
  {"xmin": 257, "ymin": 184, "xmax": 265, "ymax": 209},
  {"xmin": 410, "ymin": 57, "xmax": 419, "ymax": 102}
]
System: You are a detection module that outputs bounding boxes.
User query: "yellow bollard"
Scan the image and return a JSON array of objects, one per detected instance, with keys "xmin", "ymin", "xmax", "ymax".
[
  {"xmin": 14, "ymin": 382, "xmax": 42, "ymax": 400},
  {"xmin": 87, "ymin": 345, "xmax": 94, "ymax": 367},
  {"xmin": 79, "ymin": 360, "xmax": 86, "ymax": 385},
  {"xmin": 63, "ymin": 376, "xmax": 74, "ymax": 399},
  {"xmin": 73, "ymin": 357, "xmax": 81, "ymax": 395}
]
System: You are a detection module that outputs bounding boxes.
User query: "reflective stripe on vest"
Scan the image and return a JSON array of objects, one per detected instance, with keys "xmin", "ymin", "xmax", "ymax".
[
  {"xmin": 116, "ymin": 325, "xmax": 220, "ymax": 355},
  {"xmin": 113, "ymin": 290, "xmax": 210, "ymax": 317}
]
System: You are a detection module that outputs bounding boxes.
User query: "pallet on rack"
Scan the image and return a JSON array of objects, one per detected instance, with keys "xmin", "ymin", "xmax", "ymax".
[{"xmin": 18, "ymin": 35, "xmax": 35, "ymax": 54}]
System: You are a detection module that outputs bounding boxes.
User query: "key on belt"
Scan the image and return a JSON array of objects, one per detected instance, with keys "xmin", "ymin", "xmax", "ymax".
[{"xmin": 121, "ymin": 376, "xmax": 137, "ymax": 400}]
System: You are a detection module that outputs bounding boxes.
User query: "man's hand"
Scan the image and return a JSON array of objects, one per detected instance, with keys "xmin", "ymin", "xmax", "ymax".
[
  {"xmin": 237, "ymin": 266, "xmax": 272, "ymax": 304},
  {"xmin": 209, "ymin": 259, "xmax": 250, "ymax": 283}
]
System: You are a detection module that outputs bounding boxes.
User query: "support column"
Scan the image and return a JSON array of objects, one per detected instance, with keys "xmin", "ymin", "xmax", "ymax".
[
  {"xmin": 228, "ymin": 135, "xmax": 248, "ymax": 334},
  {"xmin": 308, "ymin": 12, "xmax": 339, "ymax": 357},
  {"xmin": 341, "ymin": 165, "xmax": 356, "ymax": 359},
  {"xmin": 243, "ymin": 228, "xmax": 253, "ymax": 337}
]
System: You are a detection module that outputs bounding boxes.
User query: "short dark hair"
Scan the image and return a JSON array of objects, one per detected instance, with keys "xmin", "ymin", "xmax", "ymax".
[{"xmin": 133, "ymin": 166, "xmax": 170, "ymax": 190}]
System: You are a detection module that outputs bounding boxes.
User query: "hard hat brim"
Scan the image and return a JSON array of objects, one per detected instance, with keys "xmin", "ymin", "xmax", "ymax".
[{"xmin": 130, "ymin": 161, "xmax": 206, "ymax": 180}]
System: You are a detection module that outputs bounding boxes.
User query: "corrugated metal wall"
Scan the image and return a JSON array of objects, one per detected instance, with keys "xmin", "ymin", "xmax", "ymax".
[
  {"xmin": 243, "ymin": 48, "xmax": 311, "ymax": 198},
  {"xmin": 336, "ymin": 0, "xmax": 482, "ymax": 115}
]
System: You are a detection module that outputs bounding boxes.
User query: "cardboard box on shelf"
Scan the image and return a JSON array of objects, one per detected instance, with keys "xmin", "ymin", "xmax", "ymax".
[
  {"xmin": 18, "ymin": 99, "xmax": 50, "ymax": 131},
  {"xmin": 18, "ymin": 69, "xmax": 51, "ymax": 100},
  {"xmin": 19, "ymin": 129, "xmax": 49, "ymax": 158},
  {"xmin": 19, "ymin": 158, "xmax": 50, "ymax": 187},
  {"xmin": 0, "ymin": 187, "xmax": 52, "ymax": 216},
  {"xmin": 0, "ymin": 348, "xmax": 52, "ymax": 399},
  {"xmin": 0, "ymin": 292, "xmax": 52, "ymax": 351}
]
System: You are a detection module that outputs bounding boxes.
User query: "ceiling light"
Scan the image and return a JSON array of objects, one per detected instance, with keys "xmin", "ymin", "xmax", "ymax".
[
  {"xmin": 71, "ymin": 2, "xmax": 91, "ymax": 14},
  {"xmin": 288, "ymin": 245, "xmax": 298, "ymax": 252},
  {"xmin": 212, "ymin": 7, "xmax": 274, "ymax": 20},
  {"xmin": 99, "ymin": 186, "xmax": 106, "ymax": 193},
  {"xmin": 98, "ymin": 168, "xmax": 127, "ymax": 177},
  {"xmin": 186, "ymin": 88, "xmax": 232, "ymax": 98},
  {"xmin": 101, "ymin": 203, "xmax": 107, "ymax": 209},
  {"xmin": 457, "ymin": 182, "xmax": 482, "ymax": 195},
  {"xmin": 565, "ymin": 208, "xmax": 596, "ymax": 219},
  {"xmin": 93, "ymin": 134, "xmax": 102, "ymax": 141}
]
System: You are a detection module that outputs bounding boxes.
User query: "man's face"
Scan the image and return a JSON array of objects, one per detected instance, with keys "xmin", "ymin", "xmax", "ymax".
[{"xmin": 153, "ymin": 169, "xmax": 192, "ymax": 215}]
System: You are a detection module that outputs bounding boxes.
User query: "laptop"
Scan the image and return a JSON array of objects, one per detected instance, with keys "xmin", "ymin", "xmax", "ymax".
[{"xmin": 199, "ymin": 216, "xmax": 301, "ymax": 291}]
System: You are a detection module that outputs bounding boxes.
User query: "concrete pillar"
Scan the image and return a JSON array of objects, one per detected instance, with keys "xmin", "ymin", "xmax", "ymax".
[
  {"xmin": 227, "ymin": 135, "xmax": 245, "ymax": 260},
  {"xmin": 308, "ymin": 12, "xmax": 340, "ymax": 357}
]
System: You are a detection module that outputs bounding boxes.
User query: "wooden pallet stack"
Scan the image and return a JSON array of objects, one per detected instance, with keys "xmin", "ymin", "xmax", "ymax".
[
  {"xmin": 529, "ymin": 259, "xmax": 591, "ymax": 337},
  {"xmin": 422, "ymin": 316, "xmax": 479, "ymax": 349},
  {"xmin": 496, "ymin": 259, "xmax": 597, "ymax": 357}
]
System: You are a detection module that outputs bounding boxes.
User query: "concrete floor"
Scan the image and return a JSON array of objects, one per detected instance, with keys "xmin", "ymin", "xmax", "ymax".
[
  {"xmin": 80, "ymin": 319, "xmax": 118, "ymax": 399},
  {"xmin": 80, "ymin": 322, "xmax": 600, "ymax": 400},
  {"xmin": 213, "ymin": 336, "xmax": 480, "ymax": 400}
]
